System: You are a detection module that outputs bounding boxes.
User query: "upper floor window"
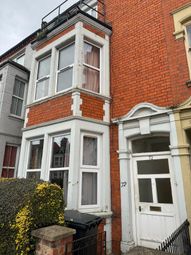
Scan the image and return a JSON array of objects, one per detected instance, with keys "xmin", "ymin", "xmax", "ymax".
[
  {"xmin": 82, "ymin": 42, "xmax": 100, "ymax": 93},
  {"xmin": 35, "ymin": 56, "xmax": 51, "ymax": 100},
  {"xmin": 10, "ymin": 78, "xmax": 25, "ymax": 117},
  {"xmin": 57, "ymin": 43, "xmax": 75, "ymax": 92}
]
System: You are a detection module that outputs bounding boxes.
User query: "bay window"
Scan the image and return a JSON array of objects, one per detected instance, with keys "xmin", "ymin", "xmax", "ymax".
[
  {"xmin": 35, "ymin": 56, "xmax": 51, "ymax": 100},
  {"xmin": 81, "ymin": 135, "xmax": 100, "ymax": 206},
  {"xmin": 26, "ymin": 139, "xmax": 44, "ymax": 179},
  {"xmin": 49, "ymin": 134, "xmax": 70, "ymax": 204},
  {"xmin": 82, "ymin": 42, "xmax": 100, "ymax": 93},
  {"xmin": 57, "ymin": 43, "xmax": 75, "ymax": 92},
  {"xmin": 10, "ymin": 78, "xmax": 25, "ymax": 117}
]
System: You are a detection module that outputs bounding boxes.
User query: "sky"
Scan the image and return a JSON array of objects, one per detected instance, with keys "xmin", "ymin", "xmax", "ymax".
[{"xmin": 0, "ymin": 0, "xmax": 78, "ymax": 55}]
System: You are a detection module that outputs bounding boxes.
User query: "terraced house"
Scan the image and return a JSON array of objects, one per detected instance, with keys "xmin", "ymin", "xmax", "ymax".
[{"xmin": 2, "ymin": 0, "xmax": 191, "ymax": 254}]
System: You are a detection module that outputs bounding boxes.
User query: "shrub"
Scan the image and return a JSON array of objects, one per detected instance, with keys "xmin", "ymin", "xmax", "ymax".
[{"xmin": 0, "ymin": 178, "xmax": 65, "ymax": 255}]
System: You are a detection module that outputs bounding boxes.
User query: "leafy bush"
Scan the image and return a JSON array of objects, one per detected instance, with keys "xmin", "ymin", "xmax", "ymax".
[{"xmin": 0, "ymin": 178, "xmax": 65, "ymax": 255}]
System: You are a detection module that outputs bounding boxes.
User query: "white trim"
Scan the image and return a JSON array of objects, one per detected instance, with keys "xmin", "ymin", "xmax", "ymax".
[
  {"xmin": 117, "ymin": 103, "xmax": 187, "ymax": 253},
  {"xmin": 18, "ymin": 118, "xmax": 110, "ymax": 214}
]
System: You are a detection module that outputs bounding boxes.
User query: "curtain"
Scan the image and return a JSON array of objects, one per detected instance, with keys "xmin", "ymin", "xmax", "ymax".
[
  {"xmin": 83, "ymin": 136, "xmax": 97, "ymax": 166},
  {"xmin": 82, "ymin": 172, "xmax": 97, "ymax": 205},
  {"xmin": 83, "ymin": 43, "xmax": 100, "ymax": 93}
]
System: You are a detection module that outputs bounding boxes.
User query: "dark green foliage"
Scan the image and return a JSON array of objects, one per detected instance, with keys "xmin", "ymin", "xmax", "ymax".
[{"xmin": 0, "ymin": 178, "xmax": 65, "ymax": 255}]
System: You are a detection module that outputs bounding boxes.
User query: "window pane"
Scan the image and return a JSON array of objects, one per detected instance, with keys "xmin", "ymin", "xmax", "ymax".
[
  {"xmin": 83, "ymin": 136, "xmax": 97, "ymax": 166},
  {"xmin": 82, "ymin": 172, "xmax": 97, "ymax": 205},
  {"xmin": 16, "ymin": 99, "xmax": 23, "ymax": 116},
  {"xmin": 82, "ymin": 66, "xmax": 100, "ymax": 93},
  {"xmin": 28, "ymin": 139, "xmax": 44, "ymax": 169},
  {"xmin": 35, "ymin": 78, "xmax": 49, "ymax": 100},
  {"xmin": 58, "ymin": 44, "xmax": 74, "ymax": 70},
  {"xmin": 187, "ymin": 25, "xmax": 191, "ymax": 48},
  {"xmin": 51, "ymin": 135, "xmax": 70, "ymax": 168},
  {"xmin": 84, "ymin": 42, "xmax": 100, "ymax": 68},
  {"xmin": 138, "ymin": 179, "xmax": 153, "ymax": 203},
  {"xmin": 27, "ymin": 172, "xmax": 41, "ymax": 179},
  {"xmin": 57, "ymin": 68, "xmax": 73, "ymax": 92},
  {"xmin": 137, "ymin": 159, "xmax": 169, "ymax": 175},
  {"xmin": 37, "ymin": 56, "xmax": 51, "ymax": 79},
  {"xmin": 18, "ymin": 80, "xmax": 25, "ymax": 98},
  {"xmin": 156, "ymin": 178, "xmax": 173, "ymax": 204},
  {"xmin": 3, "ymin": 145, "xmax": 17, "ymax": 167},
  {"xmin": 50, "ymin": 170, "xmax": 68, "ymax": 204},
  {"xmin": 13, "ymin": 79, "xmax": 20, "ymax": 96},
  {"xmin": 1, "ymin": 168, "xmax": 14, "ymax": 178},
  {"xmin": 10, "ymin": 97, "xmax": 18, "ymax": 115},
  {"xmin": 132, "ymin": 137, "xmax": 170, "ymax": 153}
]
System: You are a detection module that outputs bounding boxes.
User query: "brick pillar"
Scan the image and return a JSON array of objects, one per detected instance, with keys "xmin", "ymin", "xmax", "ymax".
[{"xmin": 32, "ymin": 225, "xmax": 76, "ymax": 255}]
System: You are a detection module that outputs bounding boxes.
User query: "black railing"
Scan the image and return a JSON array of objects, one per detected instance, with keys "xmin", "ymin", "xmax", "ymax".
[
  {"xmin": 65, "ymin": 231, "xmax": 106, "ymax": 255},
  {"xmin": 158, "ymin": 220, "xmax": 191, "ymax": 255},
  {"xmin": 41, "ymin": 0, "xmax": 105, "ymax": 30}
]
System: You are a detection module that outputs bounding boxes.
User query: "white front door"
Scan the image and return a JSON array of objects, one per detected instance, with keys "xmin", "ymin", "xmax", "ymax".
[{"xmin": 133, "ymin": 155, "xmax": 178, "ymax": 248}]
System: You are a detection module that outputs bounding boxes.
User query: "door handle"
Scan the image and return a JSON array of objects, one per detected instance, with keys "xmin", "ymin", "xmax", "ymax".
[{"xmin": 139, "ymin": 206, "xmax": 141, "ymax": 212}]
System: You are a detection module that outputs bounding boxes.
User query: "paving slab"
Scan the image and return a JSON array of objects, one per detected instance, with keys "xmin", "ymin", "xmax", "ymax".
[{"xmin": 123, "ymin": 246, "xmax": 171, "ymax": 255}]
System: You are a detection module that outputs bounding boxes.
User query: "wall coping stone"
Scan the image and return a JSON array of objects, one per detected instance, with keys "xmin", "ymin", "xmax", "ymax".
[{"xmin": 32, "ymin": 225, "xmax": 76, "ymax": 242}]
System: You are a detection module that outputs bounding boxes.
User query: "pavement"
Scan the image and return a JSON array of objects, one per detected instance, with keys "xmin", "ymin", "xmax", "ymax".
[{"xmin": 123, "ymin": 246, "xmax": 171, "ymax": 255}]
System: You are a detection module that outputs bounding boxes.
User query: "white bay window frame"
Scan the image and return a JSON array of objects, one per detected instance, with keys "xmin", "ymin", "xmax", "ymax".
[{"xmin": 28, "ymin": 23, "xmax": 109, "ymax": 104}]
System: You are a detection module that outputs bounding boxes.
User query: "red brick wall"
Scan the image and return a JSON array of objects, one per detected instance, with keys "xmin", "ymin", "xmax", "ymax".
[
  {"xmin": 27, "ymin": 94, "xmax": 72, "ymax": 127},
  {"xmin": 80, "ymin": 93, "xmax": 104, "ymax": 120},
  {"xmin": 83, "ymin": 24, "xmax": 106, "ymax": 38},
  {"xmin": 36, "ymin": 26, "xmax": 75, "ymax": 51},
  {"xmin": 106, "ymin": 0, "xmax": 191, "ymax": 119},
  {"xmin": 105, "ymin": 0, "xmax": 191, "ymax": 253}
]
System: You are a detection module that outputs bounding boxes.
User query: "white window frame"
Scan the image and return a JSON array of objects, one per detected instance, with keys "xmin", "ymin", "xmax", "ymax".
[
  {"xmin": 55, "ymin": 42, "xmax": 75, "ymax": 94},
  {"xmin": 82, "ymin": 40, "xmax": 101, "ymax": 94},
  {"xmin": 10, "ymin": 77, "xmax": 26, "ymax": 119},
  {"xmin": 35, "ymin": 55, "xmax": 51, "ymax": 101},
  {"xmin": 79, "ymin": 133, "xmax": 101, "ymax": 209},
  {"xmin": 26, "ymin": 137, "xmax": 44, "ymax": 179},
  {"xmin": 48, "ymin": 133, "xmax": 71, "ymax": 204}
]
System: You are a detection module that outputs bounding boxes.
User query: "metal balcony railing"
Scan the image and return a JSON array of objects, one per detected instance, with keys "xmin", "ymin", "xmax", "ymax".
[{"xmin": 40, "ymin": 0, "xmax": 105, "ymax": 32}]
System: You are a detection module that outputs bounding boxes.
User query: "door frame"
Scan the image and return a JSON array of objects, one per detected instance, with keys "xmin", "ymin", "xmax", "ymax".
[{"xmin": 131, "ymin": 152, "xmax": 179, "ymax": 246}]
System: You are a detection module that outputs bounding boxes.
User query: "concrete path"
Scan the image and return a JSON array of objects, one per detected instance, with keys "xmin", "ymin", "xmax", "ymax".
[{"xmin": 123, "ymin": 246, "xmax": 171, "ymax": 255}]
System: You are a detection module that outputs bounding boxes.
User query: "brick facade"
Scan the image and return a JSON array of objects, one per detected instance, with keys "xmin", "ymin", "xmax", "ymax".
[
  {"xmin": 80, "ymin": 93, "xmax": 105, "ymax": 121},
  {"xmin": 27, "ymin": 94, "xmax": 72, "ymax": 127},
  {"xmin": 105, "ymin": 0, "xmax": 191, "ymax": 253}
]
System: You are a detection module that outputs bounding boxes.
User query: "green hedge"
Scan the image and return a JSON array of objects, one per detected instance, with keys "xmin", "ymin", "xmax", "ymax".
[{"xmin": 0, "ymin": 178, "xmax": 65, "ymax": 255}]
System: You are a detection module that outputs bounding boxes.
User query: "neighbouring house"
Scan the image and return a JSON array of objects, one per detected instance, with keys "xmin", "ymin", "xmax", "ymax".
[
  {"xmin": 0, "ymin": 32, "xmax": 38, "ymax": 178},
  {"xmin": 1, "ymin": 0, "xmax": 191, "ymax": 255}
]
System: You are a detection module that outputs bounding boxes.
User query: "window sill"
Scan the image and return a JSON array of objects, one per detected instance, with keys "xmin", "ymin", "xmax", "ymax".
[{"xmin": 9, "ymin": 114, "xmax": 24, "ymax": 121}]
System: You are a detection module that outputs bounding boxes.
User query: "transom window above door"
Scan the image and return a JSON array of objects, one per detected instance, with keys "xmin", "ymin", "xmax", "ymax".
[{"xmin": 132, "ymin": 136, "xmax": 170, "ymax": 153}]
